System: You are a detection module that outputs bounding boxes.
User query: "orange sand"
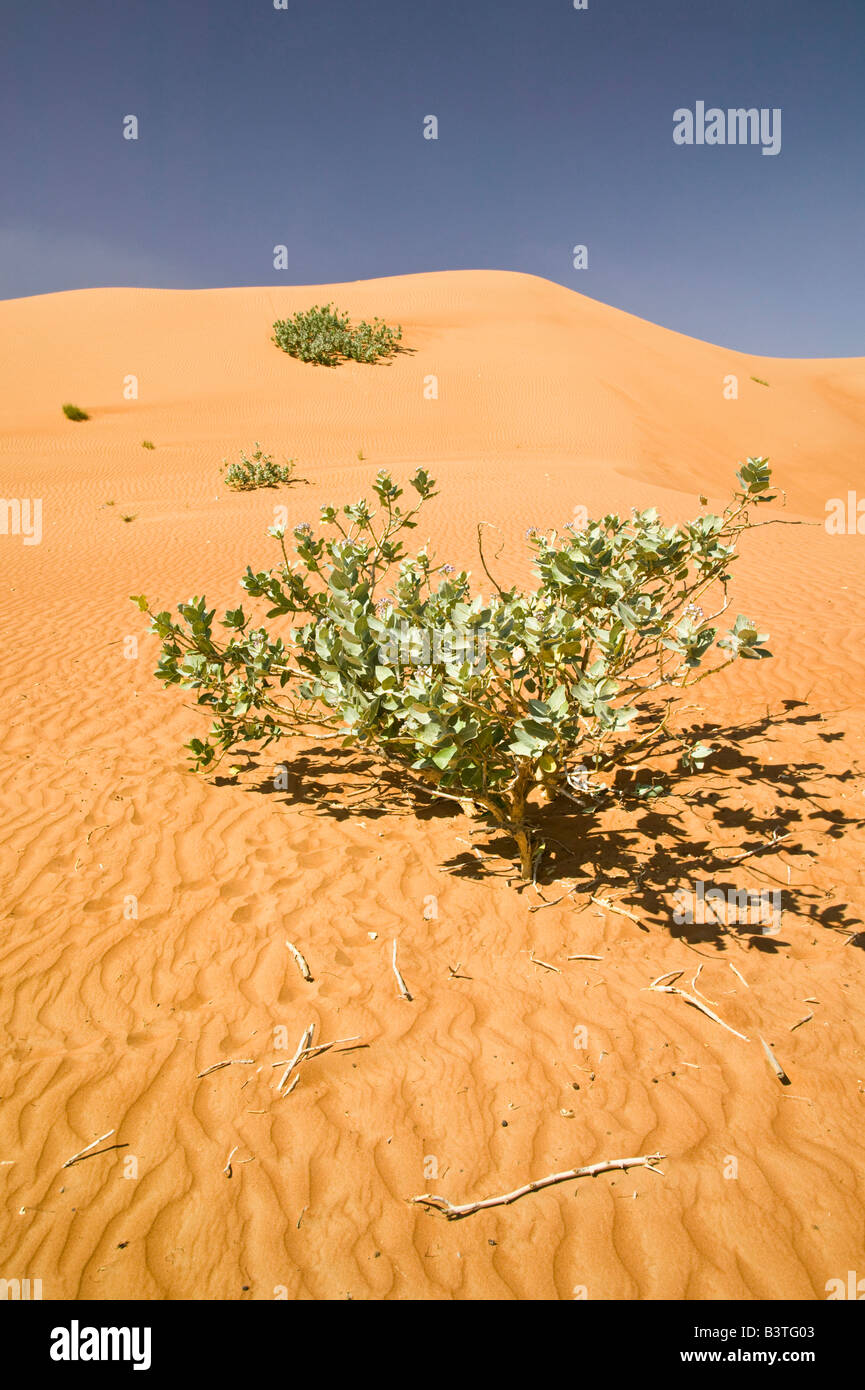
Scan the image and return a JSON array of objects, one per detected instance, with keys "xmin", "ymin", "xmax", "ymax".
[{"xmin": 0, "ymin": 270, "xmax": 863, "ymax": 1300}]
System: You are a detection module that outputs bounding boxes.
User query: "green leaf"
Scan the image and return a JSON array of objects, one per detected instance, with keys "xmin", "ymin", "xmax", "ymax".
[{"xmin": 431, "ymin": 743, "xmax": 458, "ymax": 769}]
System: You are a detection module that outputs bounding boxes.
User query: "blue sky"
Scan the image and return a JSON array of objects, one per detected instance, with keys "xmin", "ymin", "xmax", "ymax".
[{"xmin": 1, "ymin": 0, "xmax": 862, "ymax": 354}]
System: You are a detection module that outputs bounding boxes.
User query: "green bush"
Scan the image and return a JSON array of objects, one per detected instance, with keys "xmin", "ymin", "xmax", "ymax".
[
  {"xmin": 142, "ymin": 440, "xmax": 155, "ymax": 449},
  {"xmin": 272, "ymin": 303, "xmax": 402, "ymax": 366},
  {"xmin": 62, "ymin": 403, "xmax": 89, "ymax": 421},
  {"xmin": 223, "ymin": 443, "xmax": 308, "ymax": 492},
  {"xmin": 136, "ymin": 457, "xmax": 776, "ymax": 880}
]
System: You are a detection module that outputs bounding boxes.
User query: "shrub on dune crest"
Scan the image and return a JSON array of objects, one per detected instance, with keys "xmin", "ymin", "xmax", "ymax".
[
  {"xmin": 272, "ymin": 303, "xmax": 402, "ymax": 366},
  {"xmin": 136, "ymin": 457, "xmax": 776, "ymax": 881},
  {"xmin": 62, "ymin": 402, "xmax": 89, "ymax": 421}
]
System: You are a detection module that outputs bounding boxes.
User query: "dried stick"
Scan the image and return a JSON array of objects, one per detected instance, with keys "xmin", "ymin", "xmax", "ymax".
[
  {"xmin": 276, "ymin": 1024, "xmax": 315, "ymax": 1093},
  {"xmin": 411, "ymin": 1151, "xmax": 666, "ymax": 1220},
  {"xmin": 196, "ymin": 1059, "xmax": 255, "ymax": 1078},
  {"xmin": 528, "ymin": 873, "xmax": 603, "ymax": 914},
  {"xmin": 529, "ymin": 889, "xmax": 574, "ymax": 914},
  {"xmin": 759, "ymin": 1035, "xmax": 791, "ymax": 1085},
  {"xmin": 650, "ymin": 968, "xmax": 684, "ymax": 990},
  {"xmin": 392, "ymin": 940, "xmax": 412, "ymax": 1000},
  {"xmin": 690, "ymin": 963, "xmax": 716, "ymax": 1006},
  {"xmin": 591, "ymin": 895, "xmax": 641, "ymax": 925},
  {"xmin": 529, "ymin": 950, "xmax": 560, "ymax": 973},
  {"xmin": 61, "ymin": 1130, "xmax": 116, "ymax": 1169},
  {"xmin": 712, "ymin": 831, "xmax": 790, "ymax": 867},
  {"xmin": 286, "ymin": 940, "xmax": 313, "ymax": 982},
  {"xmin": 567, "ymin": 954, "xmax": 604, "ymax": 961},
  {"xmin": 223, "ymin": 1145, "xmax": 239, "ymax": 1177},
  {"xmin": 649, "ymin": 985, "xmax": 750, "ymax": 1042},
  {"xmin": 447, "ymin": 962, "xmax": 471, "ymax": 979},
  {"xmin": 270, "ymin": 1036, "xmax": 361, "ymax": 1067}
]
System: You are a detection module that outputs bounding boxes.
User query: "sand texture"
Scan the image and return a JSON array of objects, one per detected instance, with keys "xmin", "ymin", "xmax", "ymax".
[{"xmin": 1, "ymin": 270, "xmax": 864, "ymax": 1300}]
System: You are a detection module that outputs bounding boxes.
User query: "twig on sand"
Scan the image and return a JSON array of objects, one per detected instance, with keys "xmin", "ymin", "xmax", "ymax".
[
  {"xmin": 447, "ymin": 961, "xmax": 472, "ymax": 979},
  {"xmin": 272, "ymin": 1029, "xmax": 367, "ymax": 1096},
  {"xmin": 276, "ymin": 1024, "xmax": 315, "ymax": 1094},
  {"xmin": 729, "ymin": 962, "xmax": 750, "ymax": 988},
  {"xmin": 411, "ymin": 1151, "xmax": 666, "ymax": 1220},
  {"xmin": 392, "ymin": 940, "xmax": 413, "ymax": 1001},
  {"xmin": 270, "ymin": 1036, "xmax": 362, "ymax": 1068},
  {"xmin": 790, "ymin": 1013, "xmax": 813, "ymax": 1032},
  {"xmin": 713, "ymin": 830, "xmax": 790, "ymax": 868},
  {"xmin": 567, "ymin": 954, "xmax": 604, "ymax": 961},
  {"xmin": 529, "ymin": 950, "xmax": 560, "ymax": 974},
  {"xmin": 196, "ymin": 1059, "xmax": 255, "ymax": 1078},
  {"xmin": 528, "ymin": 873, "xmax": 603, "ymax": 914},
  {"xmin": 529, "ymin": 889, "xmax": 574, "ymax": 913},
  {"xmin": 759, "ymin": 1035, "xmax": 791, "ymax": 1085},
  {"xmin": 302, "ymin": 1036, "xmax": 362, "ymax": 1059},
  {"xmin": 648, "ymin": 984, "xmax": 750, "ymax": 1042},
  {"xmin": 223, "ymin": 1145, "xmax": 239, "ymax": 1177},
  {"xmin": 650, "ymin": 968, "xmax": 684, "ymax": 990},
  {"xmin": 690, "ymin": 963, "xmax": 717, "ymax": 1006},
  {"xmin": 62, "ymin": 1130, "xmax": 122, "ymax": 1169},
  {"xmin": 286, "ymin": 940, "xmax": 314, "ymax": 982},
  {"xmin": 591, "ymin": 895, "xmax": 641, "ymax": 925}
]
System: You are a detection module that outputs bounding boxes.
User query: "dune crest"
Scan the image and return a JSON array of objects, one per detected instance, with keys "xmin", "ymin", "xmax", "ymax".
[{"xmin": 1, "ymin": 271, "xmax": 864, "ymax": 1300}]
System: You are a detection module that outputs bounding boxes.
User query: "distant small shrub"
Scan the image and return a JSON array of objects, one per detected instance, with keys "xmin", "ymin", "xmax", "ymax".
[
  {"xmin": 223, "ymin": 442, "xmax": 308, "ymax": 492},
  {"xmin": 142, "ymin": 440, "xmax": 155, "ymax": 449},
  {"xmin": 750, "ymin": 377, "xmax": 770, "ymax": 387},
  {"xmin": 272, "ymin": 303, "xmax": 402, "ymax": 367},
  {"xmin": 62, "ymin": 403, "xmax": 89, "ymax": 421},
  {"xmin": 122, "ymin": 514, "xmax": 136, "ymax": 523}
]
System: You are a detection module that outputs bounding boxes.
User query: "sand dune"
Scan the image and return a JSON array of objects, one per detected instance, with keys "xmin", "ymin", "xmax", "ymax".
[{"xmin": 1, "ymin": 270, "xmax": 864, "ymax": 1299}]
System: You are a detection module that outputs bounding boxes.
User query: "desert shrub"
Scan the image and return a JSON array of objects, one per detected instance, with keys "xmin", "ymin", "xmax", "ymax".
[
  {"xmin": 142, "ymin": 440, "xmax": 155, "ymax": 449},
  {"xmin": 136, "ymin": 458, "xmax": 776, "ymax": 880},
  {"xmin": 272, "ymin": 303, "xmax": 402, "ymax": 366},
  {"xmin": 223, "ymin": 443, "xmax": 308, "ymax": 492},
  {"xmin": 62, "ymin": 403, "xmax": 89, "ymax": 421}
]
